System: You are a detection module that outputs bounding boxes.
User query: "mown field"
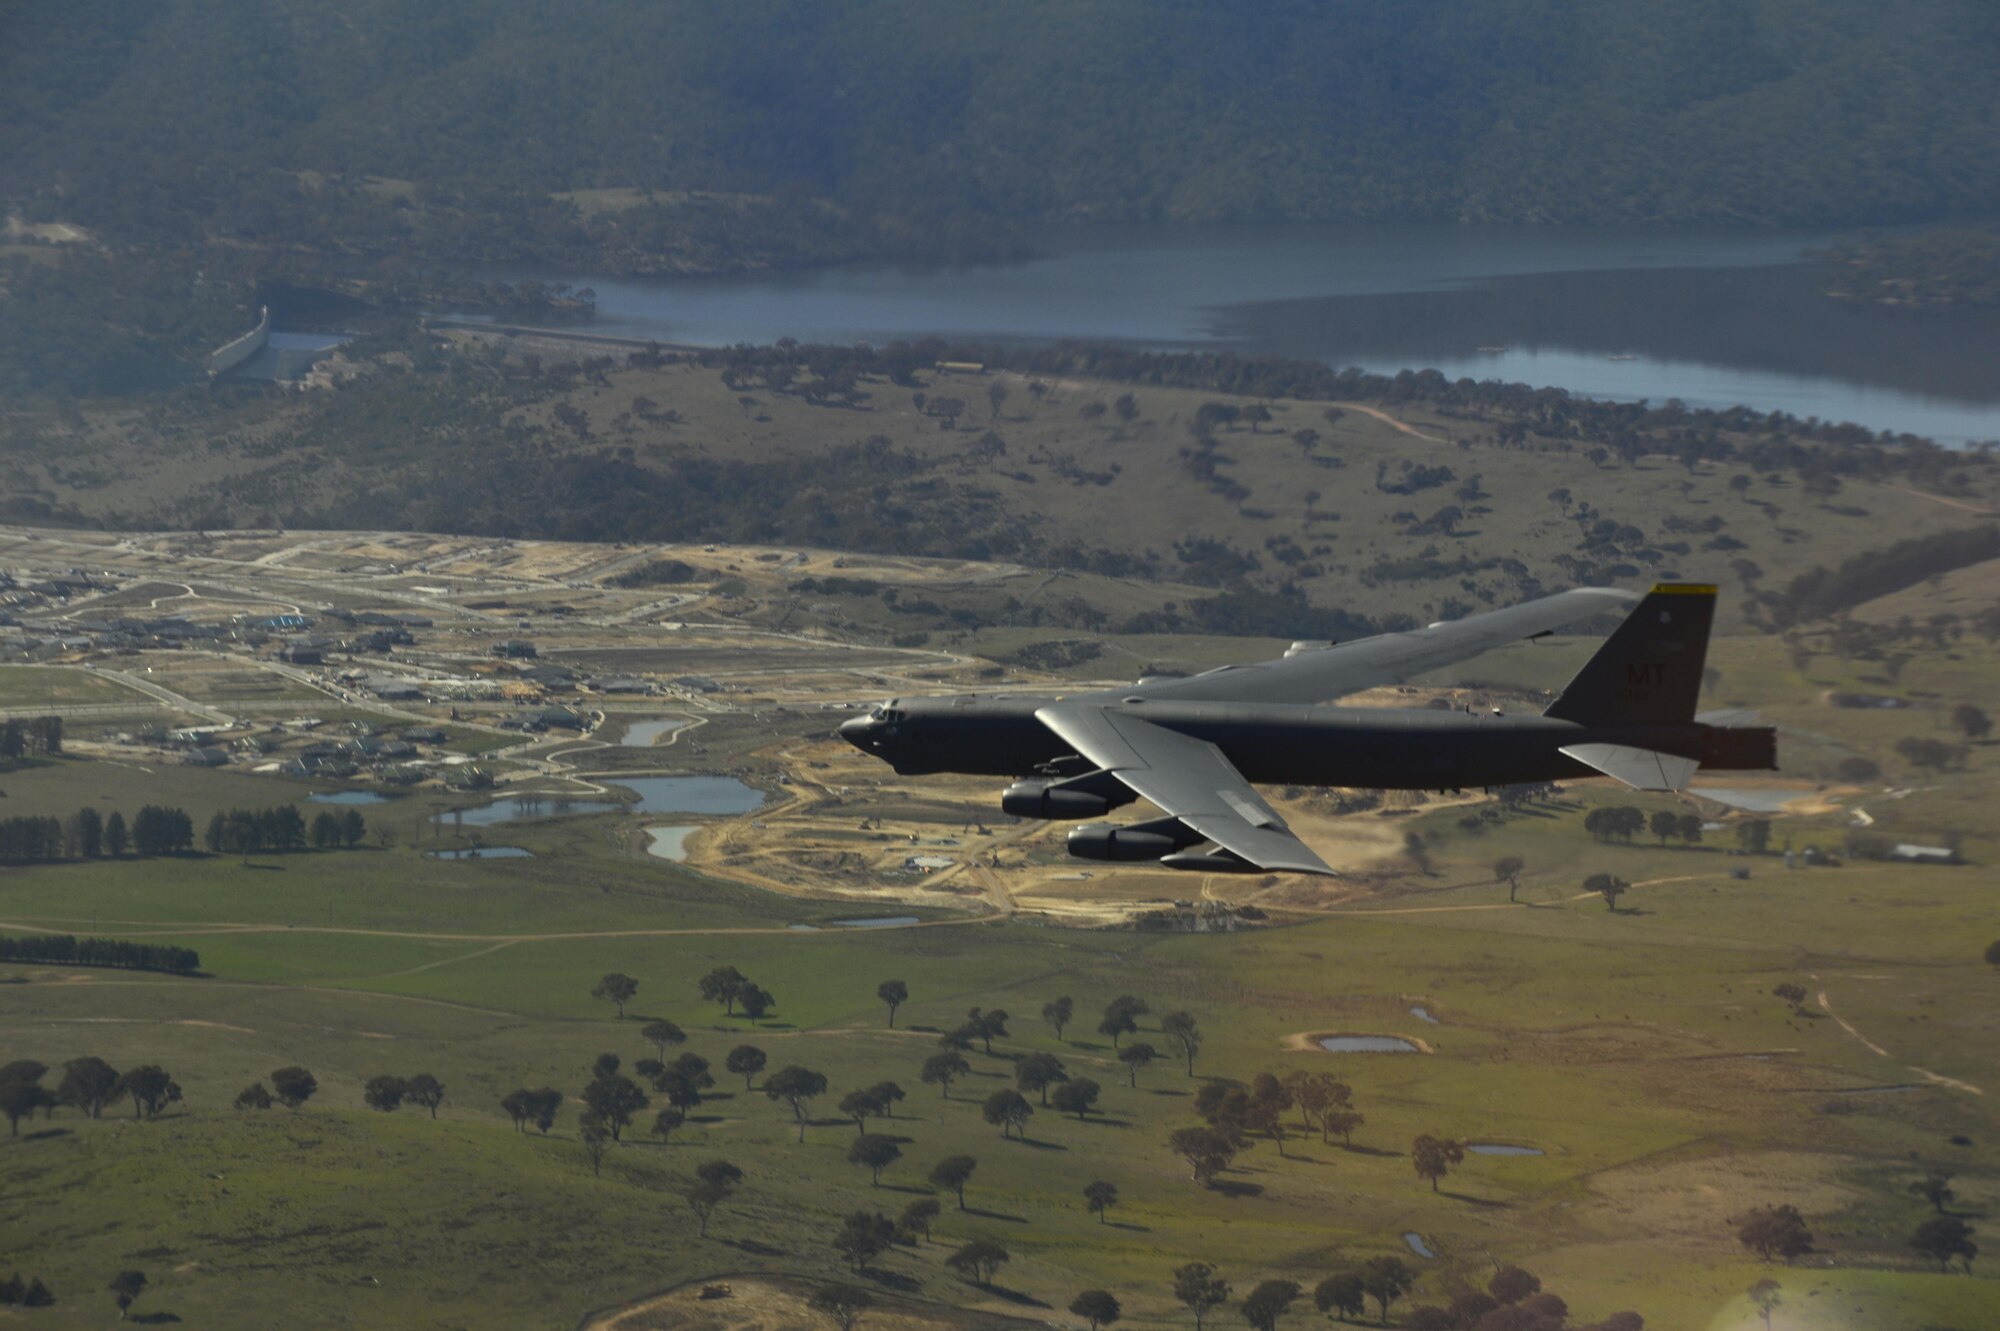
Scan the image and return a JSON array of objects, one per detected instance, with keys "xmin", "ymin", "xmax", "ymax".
[{"xmin": 2, "ymin": 724, "xmax": 1996, "ymax": 1330}]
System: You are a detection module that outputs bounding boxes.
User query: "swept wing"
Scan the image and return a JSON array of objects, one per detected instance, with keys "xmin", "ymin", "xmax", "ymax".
[
  {"xmin": 1035, "ymin": 704, "xmax": 1334, "ymax": 874},
  {"xmin": 1105, "ymin": 586, "xmax": 1635, "ymax": 706}
]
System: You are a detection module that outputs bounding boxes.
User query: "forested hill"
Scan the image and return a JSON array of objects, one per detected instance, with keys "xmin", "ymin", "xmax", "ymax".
[{"xmin": 5, "ymin": 0, "xmax": 1999, "ymax": 246}]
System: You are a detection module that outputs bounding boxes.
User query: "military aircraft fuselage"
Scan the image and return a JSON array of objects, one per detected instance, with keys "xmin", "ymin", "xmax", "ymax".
[{"xmin": 838, "ymin": 694, "xmax": 1768, "ymax": 790}]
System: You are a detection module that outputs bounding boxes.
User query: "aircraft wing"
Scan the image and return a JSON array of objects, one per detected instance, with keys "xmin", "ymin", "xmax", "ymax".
[
  {"xmin": 1109, "ymin": 586, "xmax": 1636, "ymax": 705},
  {"xmin": 1035, "ymin": 704, "xmax": 1334, "ymax": 875}
]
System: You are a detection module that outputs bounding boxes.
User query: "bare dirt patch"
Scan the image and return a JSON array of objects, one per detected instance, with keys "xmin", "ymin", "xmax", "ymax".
[{"xmin": 582, "ymin": 1274, "xmax": 1040, "ymax": 1331}]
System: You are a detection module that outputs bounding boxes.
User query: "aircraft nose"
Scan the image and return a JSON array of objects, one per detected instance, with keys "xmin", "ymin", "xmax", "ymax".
[{"xmin": 838, "ymin": 715, "xmax": 877, "ymax": 749}]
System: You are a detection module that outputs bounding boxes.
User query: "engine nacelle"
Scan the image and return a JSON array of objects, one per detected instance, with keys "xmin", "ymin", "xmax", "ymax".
[
  {"xmin": 1067, "ymin": 817, "xmax": 1202, "ymax": 862},
  {"xmin": 1160, "ymin": 849, "xmax": 1261, "ymax": 874},
  {"xmin": 1002, "ymin": 782, "xmax": 1107, "ymax": 819}
]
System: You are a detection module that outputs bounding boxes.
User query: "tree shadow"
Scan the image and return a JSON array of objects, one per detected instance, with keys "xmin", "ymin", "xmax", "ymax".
[
  {"xmin": 860, "ymin": 1269, "xmax": 923, "ymax": 1293},
  {"xmin": 1017, "ymin": 1138, "xmax": 1067, "ymax": 1152},
  {"xmin": 980, "ymin": 1284, "xmax": 1050, "ymax": 1309},
  {"xmin": 876, "ymin": 1182, "xmax": 933, "ymax": 1195},
  {"xmin": 1149, "ymin": 1088, "xmax": 1190, "ymax": 1097},
  {"xmin": 1337, "ymin": 1143, "xmax": 1398, "ymax": 1157},
  {"xmin": 1210, "ymin": 1179, "xmax": 1266, "ymax": 1199},
  {"xmin": 1104, "ymin": 1220, "xmax": 1152, "ymax": 1233},
  {"xmin": 964, "ymin": 1207, "xmax": 1029, "ymax": 1224},
  {"xmin": 1438, "ymin": 1190, "xmax": 1509, "ymax": 1209},
  {"xmin": 131, "ymin": 1314, "xmax": 182, "ymax": 1325},
  {"xmin": 22, "ymin": 1127, "xmax": 72, "ymax": 1142},
  {"xmin": 727, "ymin": 1238, "xmax": 787, "ymax": 1257}
]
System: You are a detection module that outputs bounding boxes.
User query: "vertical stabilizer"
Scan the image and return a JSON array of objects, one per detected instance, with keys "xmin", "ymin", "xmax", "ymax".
[{"xmin": 1544, "ymin": 584, "xmax": 1715, "ymax": 725}]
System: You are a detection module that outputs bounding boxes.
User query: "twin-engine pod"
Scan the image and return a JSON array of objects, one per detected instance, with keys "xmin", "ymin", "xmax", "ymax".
[
  {"xmin": 1000, "ymin": 769, "xmax": 1136, "ymax": 820},
  {"xmin": 1066, "ymin": 816, "xmax": 1205, "ymax": 862}
]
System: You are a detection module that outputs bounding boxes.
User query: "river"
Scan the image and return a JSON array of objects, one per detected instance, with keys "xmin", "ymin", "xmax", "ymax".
[{"xmin": 500, "ymin": 224, "xmax": 2000, "ymax": 445}]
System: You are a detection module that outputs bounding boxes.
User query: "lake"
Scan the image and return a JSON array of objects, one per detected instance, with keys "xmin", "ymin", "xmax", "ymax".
[{"xmin": 507, "ymin": 223, "xmax": 2000, "ymax": 444}]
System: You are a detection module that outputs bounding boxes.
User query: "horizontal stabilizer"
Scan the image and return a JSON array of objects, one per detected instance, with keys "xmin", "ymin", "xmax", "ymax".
[
  {"xmin": 1695, "ymin": 708, "xmax": 1761, "ymax": 727},
  {"xmin": 1560, "ymin": 743, "xmax": 1700, "ymax": 792}
]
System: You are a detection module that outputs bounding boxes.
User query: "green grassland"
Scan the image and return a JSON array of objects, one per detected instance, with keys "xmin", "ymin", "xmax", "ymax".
[
  {"xmin": 3, "ymin": 567, "xmax": 1998, "ymax": 1328},
  {"xmin": 3, "ymin": 725, "xmax": 1997, "ymax": 1328}
]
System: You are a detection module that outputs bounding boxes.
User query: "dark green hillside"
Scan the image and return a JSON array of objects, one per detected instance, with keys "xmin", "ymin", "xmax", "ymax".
[{"xmin": 4, "ymin": 0, "xmax": 1998, "ymax": 251}]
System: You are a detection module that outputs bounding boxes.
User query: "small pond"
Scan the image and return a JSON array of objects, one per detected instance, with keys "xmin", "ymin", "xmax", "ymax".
[
  {"xmin": 621, "ymin": 719, "xmax": 689, "ymax": 747},
  {"xmin": 1319, "ymin": 1035, "xmax": 1422, "ymax": 1053},
  {"xmin": 427, "ymin": 846, "xmax": 534, "ymax": 861},
  {"xmin": 646, "ymin": 826, "xmax": 696, "ymax": 862},
  {"xmin": 616, "ymin": 775, "xmax": 764, "ymax": 814},
  {"xmin": 1403, "ymin": 1233, "xmax": 1436, "ymax": 1259},
  {"xmin": 436, "ymin": 776, "xmax": 763, "ymax": 826},
  {"xmin": 437, "ymin": 796, "xmax": 620, "ymax": 827},
  {"xmin": 1466, "ymin": 1143, "xmax": 1544, "ymax": 1157},
  {"xmin": 1410, "ymin": 1005, "xmax": 1439, "ymax": 1024},
  {"xmin": 309, "ymin": 790, "xmax": 395, "ymax": 805},
  {"xmin": 827, "ymin": 916, "xmax": 922, "ymax": 929}
]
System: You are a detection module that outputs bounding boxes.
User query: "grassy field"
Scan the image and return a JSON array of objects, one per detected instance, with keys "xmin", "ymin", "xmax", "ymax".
[{"xmin": 2, "ymin": 742, "xmax": 1996, "ymax": 1329}]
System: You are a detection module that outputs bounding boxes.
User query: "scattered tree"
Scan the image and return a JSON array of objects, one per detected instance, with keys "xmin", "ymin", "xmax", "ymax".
[
  {"xmin": 1168, "ymin": 1125, "xmax": 1240, "ymax": 1186},
  {"xmin": 0, "ymin": 1080, "xmax": 52, "ymax": 1135},
  {"xmin": 809, "ymin": 1286, "xmax": 873, "ymax": 1331},
  {"xmin": 641, "ymin": 1020, "xmax": 687, "ymax": 1058},
  {"xmin": 651, "ymin": 1106, "xmax": 685, "ymax": 1144},
  {"xmin": 1083, "ymin": 1179, "xmax": 1119, "ymax": 1224},
  {"xmin": 833, "ymin": 1211, "xmax": 896, "ymax": 1272},
  {"xmin": 930, "ymin": 1154, "xmax": 978, "ymax": 1209},
  {"xmin": 983, "ymin": 1088, "xmax": 1034, "ymax": 1140},
  {"xmin": 1584, "ymin": 872, "xmax": 1629, "ymax": 912},
  {"xmin": 1312, "ymin": 1274, "xmax": 1367, "ymax": 1323},
  {"xmin": 114, "ymin": 1065, "xmax": 178, "ymax": 1119},
  {"xmin": 1360, "ymin": 1257, "xmax": 1415, "ymax": 1323},
  {"xmin": 947, "ymin": 1238, "xmax": 1010, "ymax": 1286},
  {"xmin": 686, "ymin": 1159, "xmax": 742, "ymax": 1236},
  {"xmin": 922, "ymin": 1051, "xmax": 970, "ymax": 1098},
  {"xmin": 898, "ymin": 1197, "xmax": 941, "ymax": 1243},
  {"xmin": 699, "ymin": 965, "xmax": 747, "ymax": 1014},
  {"xmin": 57, "ymin": 1056, "xmax": 120, "ymax": 1118},
  {"xmin": 849, "ymin": 1133, "xmax": 903, "ymax": 1185},
  {"xmin": 1489, "ymin": 1267, "xmax": 1541, "ymax": 1305},
  {"xmin": 1736, "ymin": 1204, "xmax": 1815, "ymax": 1264},
  {"xmin": 1910, "ymin": 1216, "xmax": 1978, "ymax": 1273},
  {"xmin": 1043, "ymin": 996, "xmax": 1074, "ymax": 1041},
  {"xmin": 1747, "ymin": 1278, "xmax": 1781, "ymax": 1331},
  {"xmin": 1017, "ymin": 1051, "xmax": 1070, "ymax": 1105},
  {"xmin": 405, "ymin": 1073, "xmax": 444, "ymax": 1119},
  {"xmin": 269, "ymin": 1065, "xmax": 317, "ymax": 1110},
  {"xmin": 578, "ymin": 1110, "xmax": 610, "ymax": 1177},
  {"xmin": 1071, "ymin": 1289, "xmax": 1122, "ymax": 1331},
  {"xmin": 1099, "ymin": 995, "xmax": 1148, "ymax": 1048},
  {"xmin": 1771, "ymin": 982, "xmax": 1809, "ymax": 1015},
  {"xmin": 765, "ymin": 1065, "xmax": 829, "ymax": 1142},
  {"xmin": 1118, "ymin": 1042, "xmax": 1157, "ymax": 1087},
  {"xmin": 233, "ymin": 1082, "xmax": 273, "ymax": 1112},
  {"xmin": 738, "ymin": 983, "xmax": 775, "ymax": 1022},
  {"xmin": 1173, "ymin": 1262, "xmax": 1230, "ymax": 1331},
  {"xmin": 1951, "ymin": 703, "xmax": 1991, "ymax": 741},
  {"xmin": 108, "ymin": 1270, "xmax": 147, "ymax": 1321},
  {"xmin": 726, "ymin": 1044, "xmax": 767, "ymax": 1090},
  {"xmin": 593, "ymin": 972, "xmax": 639, "ymax": 1019},
  {"xmin": 1411, "ymin": 1134, "xmax": 1464, "ymax": 1191},
  {"xmin": 1242, "ymin": 1280, "xmax": 1300, "ymax": 1331},
  {"xmin": 583, "ymin": 1072, "xmax": 648, "ymax": 1141},
  {"xmin": 1052, "ymin": 1077, "xmax": 1102, "ymax": 1121},
  {"xmin": 364, "ymin": 1075, "xmax": 408, "ymax": 1113},
  {"xmin": 1161, "ymin": 1011, "xmax": 1203, "ymax": 1075},
  {"xmin": 1493, "ymin": 855, "xmax": 1525, "ymax": 902},
  {"xmin": 877, "ymin": 979, "xmax": 909, "ymax": 1027}
]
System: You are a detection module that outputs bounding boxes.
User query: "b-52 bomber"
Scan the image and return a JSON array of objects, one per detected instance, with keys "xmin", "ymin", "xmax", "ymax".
[{"xmin": 840, "ymin": 584, "xmax": 1776, "ymax": 875}]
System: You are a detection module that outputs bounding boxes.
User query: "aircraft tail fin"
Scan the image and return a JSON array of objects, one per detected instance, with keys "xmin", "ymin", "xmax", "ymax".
[{"xmin": 1544, "ymin": 584, "xmax": 1715, "ymax": 726}]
